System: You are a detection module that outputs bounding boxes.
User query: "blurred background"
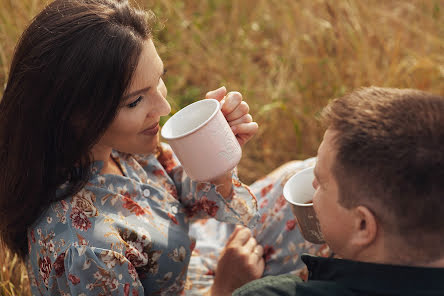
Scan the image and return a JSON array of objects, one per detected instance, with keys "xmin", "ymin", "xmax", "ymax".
[{"xmin": 0, "ymin": 0, "xmax": 443, "ymax": 294}]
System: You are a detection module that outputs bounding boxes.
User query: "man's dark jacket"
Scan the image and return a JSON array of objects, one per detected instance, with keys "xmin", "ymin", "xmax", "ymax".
[{"xmin": 233, "ymin": 254, "xmax": 444, "ymax": 296}]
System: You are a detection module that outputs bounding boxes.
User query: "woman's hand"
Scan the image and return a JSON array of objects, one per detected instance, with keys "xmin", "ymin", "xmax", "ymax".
[
  {"xmin": 211, "ymin": 225, "xmax": 265, "ymax": 296},
  {"xmin": 205, "ymin": 86, "xmax": 259, "ymax": 147}
]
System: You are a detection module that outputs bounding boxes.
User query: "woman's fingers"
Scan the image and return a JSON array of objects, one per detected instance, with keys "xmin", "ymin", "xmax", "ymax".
[
  {"xmin": 228, "ymin": 114, "xmax": 252, "ymax": 126},
  {"xmin": 231, "ymin": 122, "xmax": 259, "ymax": 136},
  {"xmin": 205, "ymin": 86, "xmax": 227, "ymax": 101},
  {"xmin": 232, "ymin": 122, "xmax": 259, "ymax": 146},
  {"xmin": 225, "ymin": 101, "xmax": 250, "ymax": 122},
  {"xmin": 221, "ymin": 92, "xmax": 242, "ymax": 116},
  {"xmin": 206, "ymin": 89, "xmax": 258, "ymax": 147}
]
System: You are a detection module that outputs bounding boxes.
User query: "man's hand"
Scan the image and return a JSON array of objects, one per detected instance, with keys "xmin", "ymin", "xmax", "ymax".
[{"xmin": 211, "ymin": 225, "xmax": 265, "ymax": 295}]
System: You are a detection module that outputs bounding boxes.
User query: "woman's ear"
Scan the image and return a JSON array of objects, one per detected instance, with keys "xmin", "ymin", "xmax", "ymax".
[{"xmin": 350, "ymin": 205, "xmax": 378, "ymax": 248}]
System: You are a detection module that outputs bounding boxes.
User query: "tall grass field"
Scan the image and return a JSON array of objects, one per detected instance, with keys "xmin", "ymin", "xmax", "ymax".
[{"xmin": 0, "ymin": 0, "xmax": 443, "ymax": 294}]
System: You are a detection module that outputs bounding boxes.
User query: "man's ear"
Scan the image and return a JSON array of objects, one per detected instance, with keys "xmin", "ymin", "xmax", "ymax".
[{"xmin": 350, "ymin": 206, "xmax": 378, "ymax": 248}]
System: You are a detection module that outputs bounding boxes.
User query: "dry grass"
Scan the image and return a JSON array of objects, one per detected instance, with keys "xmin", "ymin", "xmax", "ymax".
[
  {"xmin": 0, "ymin": 0, "xmax": 443, "ymax": 294},
  {"xmin": 0, "ymin": 245, "xmax": 30, "ymax": 295}
]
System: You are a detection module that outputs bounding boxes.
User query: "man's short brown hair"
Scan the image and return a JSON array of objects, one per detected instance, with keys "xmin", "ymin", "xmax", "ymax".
[{"xmin": 321, "ymin": 87, "xmax": 444, "ymax": 260}]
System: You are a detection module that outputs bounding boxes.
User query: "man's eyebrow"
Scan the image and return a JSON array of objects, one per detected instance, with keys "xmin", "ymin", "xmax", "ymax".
[{"xmin": 123, "ymin": 86, "xmax": 151, "ymax": 100}]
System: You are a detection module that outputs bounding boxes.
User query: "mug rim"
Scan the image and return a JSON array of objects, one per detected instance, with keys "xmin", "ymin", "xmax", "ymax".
[
  {"xmin": 161, "ymin": 99, "xmax": 220, "ymax": 140},
  {"xmin": 283, "ymin": 166, "xmax": 315, "ymax": 207}
]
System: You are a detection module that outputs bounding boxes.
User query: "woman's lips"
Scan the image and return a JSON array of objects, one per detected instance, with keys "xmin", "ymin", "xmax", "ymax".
[{"xmin": 141, "ymin": 122, "xmax": 159, "ymax": 136}]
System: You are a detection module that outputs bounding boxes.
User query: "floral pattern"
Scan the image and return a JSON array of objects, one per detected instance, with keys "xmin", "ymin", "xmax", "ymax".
[
  {"xmin": 28, "ymin": 144, "xmax": 330, "ymax": 295},
  {"xmin": 27, "ymin": 143, "xmax": 260, "ymax": 295},
  {"xmin": 186, "ymin": 158, "xmax": 332, "ymax": 294}
]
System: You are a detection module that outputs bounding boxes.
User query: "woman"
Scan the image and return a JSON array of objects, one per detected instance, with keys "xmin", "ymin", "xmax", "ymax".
[{"xmin": 0, "ymin": 0, "xmax": 328, "ymax": 295}]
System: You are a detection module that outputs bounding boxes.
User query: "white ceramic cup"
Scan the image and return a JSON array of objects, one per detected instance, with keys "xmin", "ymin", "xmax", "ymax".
[
  {"xmin": 161, "ymin": 99, "xmax": 242, "ymax": 182},
  {"xmin": 283, "ymin": 166, "xmax": 325, "ymax": 244}
]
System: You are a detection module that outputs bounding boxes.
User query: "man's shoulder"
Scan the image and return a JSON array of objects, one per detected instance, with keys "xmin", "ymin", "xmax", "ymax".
[{"xmin": 233, "ymin": 274, "xmax": 302, "ymax": 296}]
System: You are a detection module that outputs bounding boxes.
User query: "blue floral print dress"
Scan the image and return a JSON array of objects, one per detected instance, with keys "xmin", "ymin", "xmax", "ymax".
[{"xmin": 27, "ymin": 143, "xmax": 330, "ymax": 295}]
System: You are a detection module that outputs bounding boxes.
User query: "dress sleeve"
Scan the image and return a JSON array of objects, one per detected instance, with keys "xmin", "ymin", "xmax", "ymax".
[
  {"xmin": 156, "ymin": 142, "xmax": 260, "ymax": 227},
  {"xmin": 47, "ymin": 245, "xmax": 144, "ymax": 296}
]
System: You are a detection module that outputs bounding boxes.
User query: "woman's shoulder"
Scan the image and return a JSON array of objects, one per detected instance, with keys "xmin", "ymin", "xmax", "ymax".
[
  {"xmin": 28, "ymin": 186, "xmax": 124, "ymax": 260},
  {"xmin": 31, "ymin": 182, "xmax": 113, "ymax": 243}
]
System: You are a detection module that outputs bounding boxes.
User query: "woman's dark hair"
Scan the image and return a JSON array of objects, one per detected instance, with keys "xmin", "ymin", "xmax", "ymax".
[{"xmin": 0, "ymin": 0, "xmax": 154, "ymax": 258}]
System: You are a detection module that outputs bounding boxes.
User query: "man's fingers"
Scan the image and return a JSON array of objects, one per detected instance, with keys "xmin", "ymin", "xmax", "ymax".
[
  {"xmin": 244, "ymin": 236, "xmax": 257, "ymax": 252},
  {"xmin": 226, "ymin": 225, "xmax": 243, "ymax": 245},
  {"xmin": 229, "ymin": 227, "xmax": 252, "ymax": 247},
  {"xmin": 253, "ymin": 244, "xmax": 264, "ymax": 260}
]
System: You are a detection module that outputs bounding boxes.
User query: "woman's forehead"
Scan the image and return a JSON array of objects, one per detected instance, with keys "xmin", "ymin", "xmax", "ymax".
[{"xmin": 128, "ymin": 39, "xmax": 163, "ymax": 91}]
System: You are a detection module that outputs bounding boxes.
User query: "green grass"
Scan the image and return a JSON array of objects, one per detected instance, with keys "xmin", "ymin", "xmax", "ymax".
[{"xmin": 0, "ymin": 0, "xmax": 443, "ymax": 294}]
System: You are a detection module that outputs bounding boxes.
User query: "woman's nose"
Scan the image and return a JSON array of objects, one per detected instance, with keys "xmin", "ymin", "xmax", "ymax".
[{"xmin": 149, "ymin": 78, "xmax": 170, "ymax": 117}]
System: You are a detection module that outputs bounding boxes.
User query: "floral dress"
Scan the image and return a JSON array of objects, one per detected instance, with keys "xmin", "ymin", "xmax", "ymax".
[{"xmin": 27, "ymin": 143, "xmax": 330, "ymax": 295}]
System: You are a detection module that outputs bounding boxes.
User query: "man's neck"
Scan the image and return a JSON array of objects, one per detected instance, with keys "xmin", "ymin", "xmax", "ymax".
[
  {"xmin": 423, "ymin": 257, "xmax": 444, "ymax": 268},
  {"xmin": 348, "ymin": 236, "xmax": 444, "ymax": 268}
]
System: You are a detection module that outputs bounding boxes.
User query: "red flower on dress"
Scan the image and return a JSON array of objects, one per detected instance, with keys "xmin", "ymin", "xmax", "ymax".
[
  {"xmin": 263, "ymin": 245, "xmax": 275, "ymax": 262},
  {"xmin": 53, "ymin": 253, "xmax": 66, "ymax": 277},
  {"xmin": 68, "ymin": 274, "xmax": 80, "ymax": 285},
  {"xmin": 38, "ymin": 256, "xmax": 52, "ymax": 288},
  {"xmin": 30, "ymin": 229, "xmax": 36, "ymax": 243},
  {"xmin": 260, "ymin": 199, "xmax": 269, "ymax": 209},
  {"xmin": 168, "ymin": 213, "xmax": 179, "ymax": 225},
  {"xmin": 261, "ymin": 184, "xmax": 273, "ymax": 197},
  {"xmin": 125, "ymin": 242, "xmax": 148, "ymax": 268},
  {"xmin": 132, "ymin": 289, "xmax": 139, "ymax": 296},
  {"xmin": 260, "ymin": 213, "xmax": 268, "ymax": 224},
  {"xmin": 157, "ymin": 146, "xmax": 178, "ymax": 173},
  {"xmin": 153, "ymin": 169, "xmax": 165, "ymax": 177},
  {"xmin": 185, "ymin": 197, "xmax": 219, "ymax": 218},
  {"xmin": 201, "ymin": 197, "xmax": 218, "ymax": 217},
  {"xmin": 232, "ymin": 178, "xmax": 242, "ymax": 187},
  {"xmin": 124, "ymin": 283, "xmax": 130, "ymax": 296},
  {"xmin": 128, "ymin": 262, "xmax": 138, "ymax": 281},
  {"xmin": 164, "ymin": 183, "xmax": 178, "ymax": 199},
  {"xmin": 190, "ymin": 239, "xmax": 196, "ymax": 252},
  {"xmin": 274, "ymin": 195, "xmax": 287, "ymax": 212},
  {"xmin": 122, "ymin": 193, "xmax": 145, "ymax": 216},
  {"xmin": 286, "ymin": 219, "xmax": 297, "ymax": 231},
  {"xmin": 70, "ymin": 208, "xmax": 92, "ymax": 231}
]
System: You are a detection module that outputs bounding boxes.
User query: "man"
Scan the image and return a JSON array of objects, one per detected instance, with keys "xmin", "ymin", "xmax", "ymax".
[{"xmin": 234, "ymin": 87, "xmax": 444, "ymax": 295}]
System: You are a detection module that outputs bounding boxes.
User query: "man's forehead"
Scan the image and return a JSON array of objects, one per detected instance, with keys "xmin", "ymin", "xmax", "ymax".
[
  {"xmin": 318, "ymin": 129, "xmax": 335, "ymax": 155},
  {"xmin": 316, "ymin": 129, "xmax": 338, "ymax": 174}
]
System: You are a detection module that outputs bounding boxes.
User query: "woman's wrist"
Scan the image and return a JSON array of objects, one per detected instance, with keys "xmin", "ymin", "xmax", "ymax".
[{"xmin": 209, "ymin": 170, "xmax": 234, "ymax": 199}]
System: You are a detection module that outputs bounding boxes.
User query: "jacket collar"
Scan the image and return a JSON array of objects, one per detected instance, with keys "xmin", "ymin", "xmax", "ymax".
[{"xmin": 302, "ymin": 254, "xmax": 444, "ymax": 293}]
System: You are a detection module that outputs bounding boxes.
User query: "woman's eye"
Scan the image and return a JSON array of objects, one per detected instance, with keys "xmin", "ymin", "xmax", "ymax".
[{"xmin": 127, "ymin": 96, "xmax": 143, "ymax": 108}]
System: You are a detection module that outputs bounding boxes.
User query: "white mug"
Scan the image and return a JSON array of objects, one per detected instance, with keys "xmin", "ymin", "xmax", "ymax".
[{"xmin": 161, "ymin": 99, "xmax": 242, "ymax": 181}]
